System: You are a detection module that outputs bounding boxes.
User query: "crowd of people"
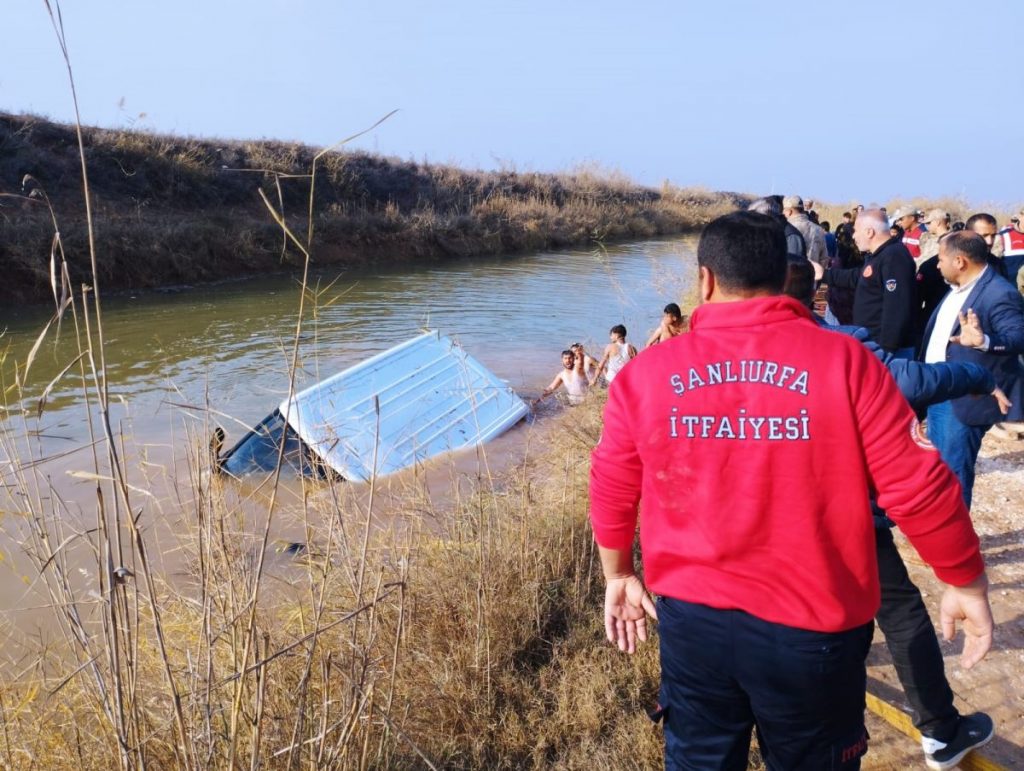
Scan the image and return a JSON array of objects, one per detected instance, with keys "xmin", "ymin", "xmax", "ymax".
[{"xmin": 578, "ymin": 200, "xmax": 1024, "ymax": 770}]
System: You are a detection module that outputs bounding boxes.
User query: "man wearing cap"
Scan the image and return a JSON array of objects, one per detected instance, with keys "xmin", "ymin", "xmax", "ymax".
[
  {"xmin": 916, "ymin": 210, "xmax": 954, "ymax": 338},
  {"xmin": 997, "ymin": 209, "xmax": 1024, "ymax": 290},
  {"xmin": 893, "ymin": 207, "xmax": 926, "ymax": 260},
  {"xmin": 817, "ymin": 208, "xmax": 918, "ymax": 356},
  {"xmin": 918, "ymin": 209, "xmax": 951, "ymax": 265},
  {"xmin": 783, "ymin": 195, "xmax": 828, "ymax": 266}
]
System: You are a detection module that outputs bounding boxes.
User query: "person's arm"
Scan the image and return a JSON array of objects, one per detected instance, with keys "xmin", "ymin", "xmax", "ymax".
[
  {"xmin": 598, "ymin": 545, "xmax": 658, "ymax": 654},
  {"xmin": 838, "ymin": 326, "xmax": 999, "ymax": 412},
  {"xmin": 809, "ymin": 230, "xmax": 828, "ymax": 267},
  {"xmin": 593, "ymin": 346, "xmax": 613, "ymax": 382},
  {"xmin": 851, "ymin": 347, "xmax": 993, "ymax": 668},
  {"xmin": 590, "ymin": 372, "xmax": 653, "ymax": 654},
  {"xmin": 885, "ymin": 357, "xmax": 1001, "ymax": 414},
  {"xmin": 644, "ymin": 323, "xmax": 666, "ymax": 348},
  {"xmin": 787, "ymin": 228, "xmax": 806, "ymax": 259},
  {"xmin": 627, "ymin": 344, "xmax": 637, "ymax": 359},
  {"xmin": 820, "ymin": 263, "xmax": 862, "ymax": 288},
  {"xmin": 956, "ymin": 291, "xmax": 1024, "ymax": 355},
  {"xmin": 876, "ymin": 253, "xmax": 916, "ymax": 351},
  {"xmin": 534, "ymin": 373, "xmax": 564, "ymax": 404}
]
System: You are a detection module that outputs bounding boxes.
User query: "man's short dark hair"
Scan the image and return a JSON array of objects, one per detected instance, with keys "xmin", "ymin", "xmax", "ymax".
[
  {"xmin": 783, "ymin": 257, "xmax": 816, "ymax": 309},
  {"xmin": 965, "ymin": 212, "xmax": 997, "ymax": 230},
  {"xmin": 820, "ymin": 220, "xmax": 831, "ymax": 232},
  {"xmin": 697, "ymin": 211, "xmax": 788, "ymax": 293},
  {"xmin": 610, "ymin": 324, "xmax": 627, "ymax": 338},
  {"xmin": 842, "ymin": 211, "xmax": 852, "ymax": 219},
  {"xmin": 561, "ymin": 349, "xmax": 574, "ymax": 358},
  {"xmin": 663, "ymin": 303, "xmax": 682, "ymax": 318},
  {"xmin": 940, "ymin": 231, "xmax": 990, "ymax": 264}
]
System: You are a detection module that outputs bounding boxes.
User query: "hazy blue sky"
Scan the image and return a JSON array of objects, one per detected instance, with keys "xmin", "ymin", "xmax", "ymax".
[{"xmin": 3, "ymin": 1, "xmax": 1022, "ymax": 205}]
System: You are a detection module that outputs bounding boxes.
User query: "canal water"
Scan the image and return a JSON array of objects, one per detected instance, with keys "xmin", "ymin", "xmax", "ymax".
[
  {"xmin": 0, "ymin": 236, "xmax": 697, "ymax": 634},
  {"xmin": 1, "ymin": 236, "xmax": 697, "ymax": 462}
]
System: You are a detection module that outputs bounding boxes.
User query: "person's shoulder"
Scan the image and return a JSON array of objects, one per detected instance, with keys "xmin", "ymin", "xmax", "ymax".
[{"xmin": 980, "ymin": 270, "xmax": 1024, "ymax": 303}]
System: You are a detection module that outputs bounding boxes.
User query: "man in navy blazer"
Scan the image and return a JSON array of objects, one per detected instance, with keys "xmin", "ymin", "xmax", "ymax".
[{"xmin": 920, "ymin": 231, "xmax": 1024, "ymax": 508}]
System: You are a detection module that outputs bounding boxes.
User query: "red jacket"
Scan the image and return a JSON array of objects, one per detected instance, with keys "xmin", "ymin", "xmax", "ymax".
[
  {"xmin": 902, "ymin": 224, "xmax": 924, "ymax": 259},
  {"xmin": 1000, "ymin": 227, "xmax": 1024, "ymax": 260},
  {"xmin": 589, "ymin": 296, "xmax": 983, "ymax": 633}
]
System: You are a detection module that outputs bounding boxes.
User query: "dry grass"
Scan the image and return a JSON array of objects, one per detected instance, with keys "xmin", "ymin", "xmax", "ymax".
[
  {"xmin": 0, "ymin": 111, "xmax": 747, "ymax": 304},
  {"xmin": 0, "ymin": 384, "xmax": 677, "ymax": 769}
]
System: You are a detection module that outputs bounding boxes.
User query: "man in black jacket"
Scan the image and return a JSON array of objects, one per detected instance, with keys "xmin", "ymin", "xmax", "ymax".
[{"xmin": 817, "ymin": 208, "xmax": 918, "ymax": 356}]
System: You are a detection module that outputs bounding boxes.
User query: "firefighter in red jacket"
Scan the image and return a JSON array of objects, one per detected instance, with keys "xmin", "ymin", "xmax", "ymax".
[
  {"xmin": 590, "ymin": 211, "xmax": 993, "ymax": 770},
  {"xmin": 892, "ymin": 205, "xmax": 926, "ymax": 261}
]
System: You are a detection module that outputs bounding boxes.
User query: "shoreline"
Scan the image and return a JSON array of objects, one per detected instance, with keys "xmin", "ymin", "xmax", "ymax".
[{"xmin": 0, "ymin": 112, "xmax": 744, "ymax": 304}]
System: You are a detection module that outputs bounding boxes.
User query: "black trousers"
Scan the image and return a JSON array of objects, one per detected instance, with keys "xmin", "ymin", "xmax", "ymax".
[
  {"xmin": 874, "ymin": 526, "xmax": 960, "ymax": 741},
  {"xmin": 657, "ymin": 597, "xmax": 873, "ymax": 770}
]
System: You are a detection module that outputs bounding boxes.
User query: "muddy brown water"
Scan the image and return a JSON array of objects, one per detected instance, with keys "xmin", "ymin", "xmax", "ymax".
[{"xmin": 0, "ymin": 237, "xmax": 697, "ymax": 650}]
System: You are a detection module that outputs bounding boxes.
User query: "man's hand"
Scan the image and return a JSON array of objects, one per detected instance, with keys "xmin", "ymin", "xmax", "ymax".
[
  {"xmin": 939, "ymin": 574, "xmax": 994, "ymax": 669},
  {"xmin": 604, "ymin": 574, "xmax": 657, "ymax": 654},
  {"xmin": 812, "ymin": 260, "xmax": 825, "ymax": 281},
  {"xmin": 992, "ymin": 386, "xmax": 1012, "ymax": 415},
  {"xmin": 950, "ymin": 308, "xmax": 985, "ymax": 348}
]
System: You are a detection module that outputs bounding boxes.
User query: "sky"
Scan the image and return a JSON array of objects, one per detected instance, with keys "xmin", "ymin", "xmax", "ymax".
[{"xmin": 3, "ymin": 1, "xmax": 1022, "ymax": 206}]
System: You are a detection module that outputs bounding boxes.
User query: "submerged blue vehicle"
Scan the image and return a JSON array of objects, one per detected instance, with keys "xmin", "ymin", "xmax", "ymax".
[{"xmin": 218, "ymin": 331, "xmax": 529, "ymax": 480}]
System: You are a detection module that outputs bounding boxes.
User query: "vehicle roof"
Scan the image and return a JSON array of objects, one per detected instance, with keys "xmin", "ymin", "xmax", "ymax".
[{"xmin": 280, "ymin": 330, "xmax": 528, "ymax": 480}]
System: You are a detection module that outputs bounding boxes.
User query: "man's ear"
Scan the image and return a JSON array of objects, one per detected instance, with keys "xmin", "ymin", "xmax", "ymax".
[{"xmin": 699, "ymin": 266, "xmax": 714, "ymax": 303}]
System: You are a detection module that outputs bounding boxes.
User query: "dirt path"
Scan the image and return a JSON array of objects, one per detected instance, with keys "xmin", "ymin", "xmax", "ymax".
[{"xmin": 863, "ymin": 430, "xmax": 1024, "ymax": 769}]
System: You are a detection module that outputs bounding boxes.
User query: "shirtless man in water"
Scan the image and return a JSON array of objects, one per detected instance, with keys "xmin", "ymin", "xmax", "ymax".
[
  {"xmin": 644, "ymin": 302, "xmax": 687, "ymax": 347},
  {"xmin": 535, "ymin": 349, "xmax": 589, "ymax": 406}
]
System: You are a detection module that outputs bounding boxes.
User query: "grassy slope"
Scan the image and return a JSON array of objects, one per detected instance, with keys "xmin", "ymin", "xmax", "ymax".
[{"xmin": 0, "ymin": 112, "xmax": 746, "ymax": 304}]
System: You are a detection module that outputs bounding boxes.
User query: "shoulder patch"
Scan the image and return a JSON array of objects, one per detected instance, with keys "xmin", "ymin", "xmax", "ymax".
[
  {"xmin": 911, "ymin": 418, "xmax": 934, "ymax": 450},
  {"xmin": 885, "ymin": 279, "xmax": 897, "ymax": 292},
  {"xmin": 863, "ymin": 265, "xmax": 873, "ymax": 278}
]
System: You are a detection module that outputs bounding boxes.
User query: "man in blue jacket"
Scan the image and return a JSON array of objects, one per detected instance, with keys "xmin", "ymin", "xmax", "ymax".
[{"xmin": 921, "ymin": 230, "xmax": 1024, "ymax": 508}]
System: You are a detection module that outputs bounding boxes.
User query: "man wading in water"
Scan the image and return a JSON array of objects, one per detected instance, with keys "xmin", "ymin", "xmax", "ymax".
[
  {"xmin": 589, "ymin": 211, "xmax": 994, "ymax": 770},
  {"xmin": 535, "ymin": 348, "xmax": 589, "ymax": 406},
  {"xmin": 645, "ymin": 303, "xmax": 687, "ymax": 347}
]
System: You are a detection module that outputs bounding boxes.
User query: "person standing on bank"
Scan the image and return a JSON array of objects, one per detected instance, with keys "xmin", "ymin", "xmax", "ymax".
[
  {"xmin": 816, "ymin": 208, "xmax": 918, "ymax": 356},
  {"xmin": 918, "ymin": 208, "xmax": 952, "ymax": 265},
  {"xmin": 921, "ymin": 230, "xmax": 1024, "ymax": 508},
  {"xmin": 892, "ymin": 206, "xmax": 926, "ymax": 261},
  {"xmin": 783, "ymin": 195, "xmax": 828, "ymax": 266},
  {"xmin": 590, "ymin": 211, "xmax": 993, "ymax": 771}
]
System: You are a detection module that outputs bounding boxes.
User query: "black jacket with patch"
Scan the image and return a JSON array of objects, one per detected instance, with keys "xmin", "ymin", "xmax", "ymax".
[{"xmin": 823, "ymin": 237, "xmax": 917, "ymax": 352}]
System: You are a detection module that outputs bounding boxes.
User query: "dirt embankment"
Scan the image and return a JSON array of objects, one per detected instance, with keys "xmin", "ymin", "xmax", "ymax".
[{"xmin": 0, "ymin": 113, "xmax": 746, "ymax": 304}]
